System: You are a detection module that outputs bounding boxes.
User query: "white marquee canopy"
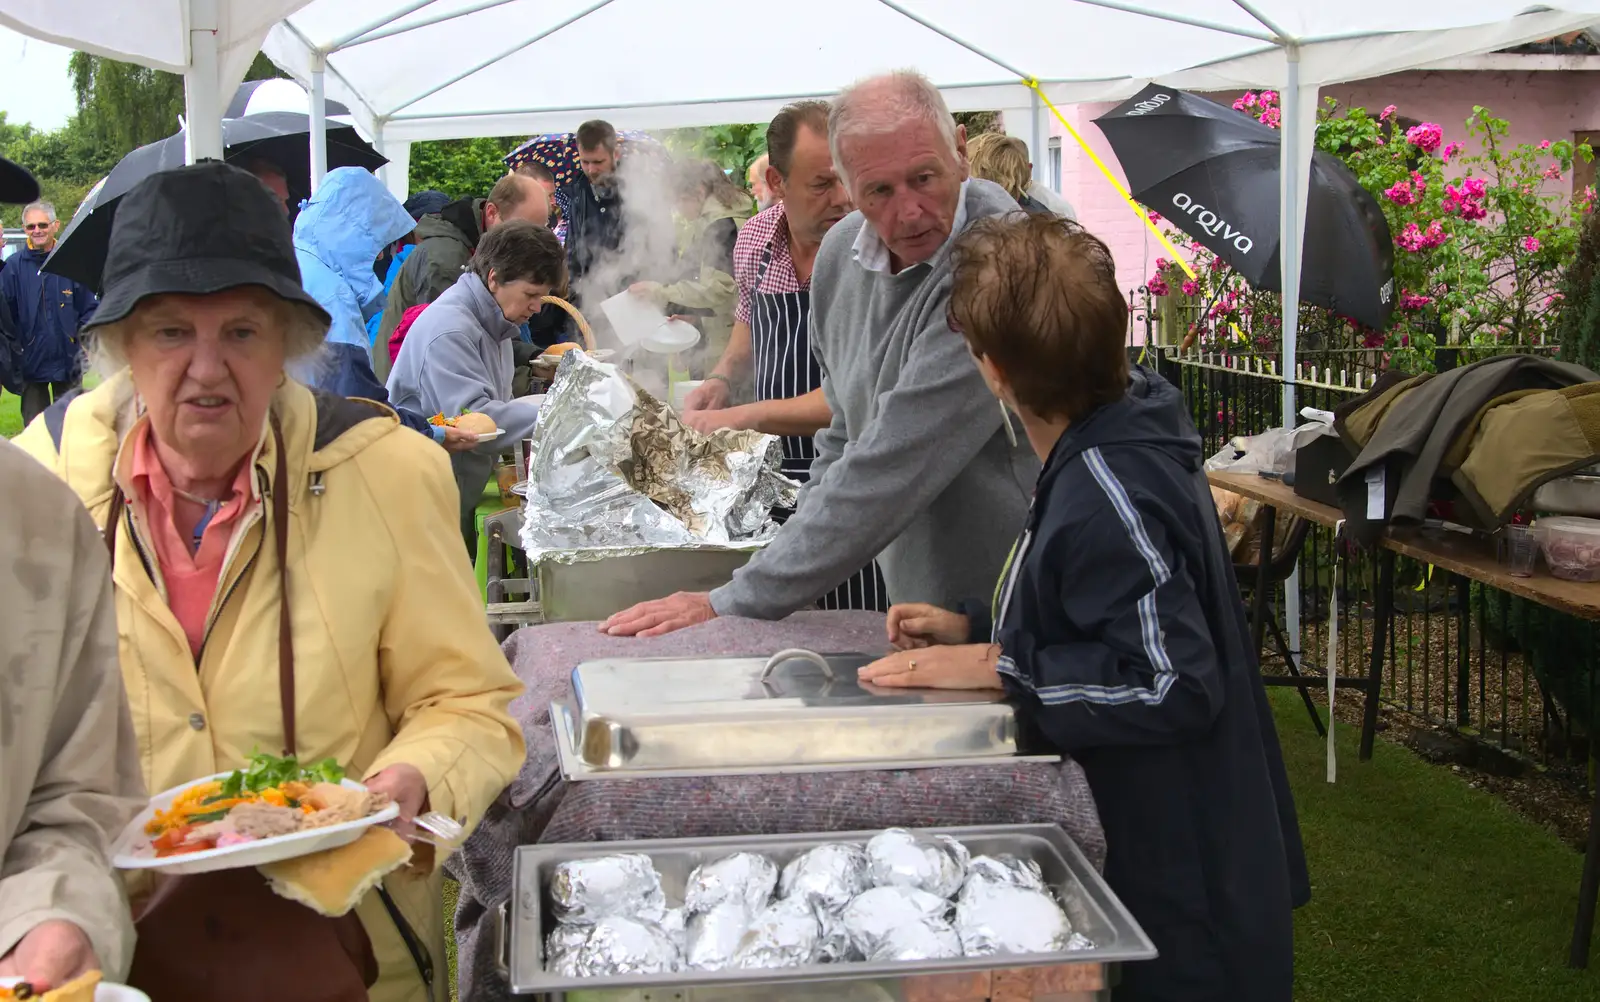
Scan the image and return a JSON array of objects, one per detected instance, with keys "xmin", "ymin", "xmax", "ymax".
[{"xmin": 4, "ymin": 0, "xmax": 1600, "ymax": 430}]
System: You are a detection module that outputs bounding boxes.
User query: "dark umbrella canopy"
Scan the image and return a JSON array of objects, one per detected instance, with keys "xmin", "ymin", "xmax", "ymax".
[
  {"xmin": 44, "ymin": 112, "xmax": 386, "ymax": 292},
  {"xmin": 1095, "ymin": 84, "xmax": 1396, "ymax": 330},
  {"xmin": 226, "ymin": 78, "xmax": 351, "ymax": 119}
]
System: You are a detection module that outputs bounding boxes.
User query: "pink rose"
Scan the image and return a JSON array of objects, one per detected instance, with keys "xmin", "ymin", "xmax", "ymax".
[
  {"xmin": 1260, "ymin": 90, "xmax": 1279, "ymax": 104},
  {"xmin": 1154, "ymin": 257, "xmax": 1169, "ymax": 270},
  {"xmin": 1523, "ymin": 236, "xmax": 1542, "ymax": 253},
  {"xmin": 1440, "ymin": 141, "xmax": 1463, "ymax": 163},
  {"xmin": 1147, "ymin": 210, "xmax": 1163, "ymax": 223},
  {"xmin": 1181, "ymin": 279, "xmax": 1200, "ymax": 296},
  {"xmin": 1462, "ymin": 177, "xmax": 1487, "ymax": 199},
  {"xmin": 1244, "ymin": 92, "xmax": 1259, "ymax": 108},
  {"xmin": 1539, "ymin": 140, "xmax": 1552, "ymax": 150},
  {"xmin": 1261, "ymin": 107, "xmax": 1282, "ymax": 128},
  {"xmin": 1380, "ymin": 105, "xmax": 1398, "ymax": 121},
  {"xmin": 1405, "ymin": 122, "xmax": 1444, "ymax": 153},
  {"xmin": 1383, "ymin": 180, "xmax": 1416, "ymax": 206},
  {"xmin": 1400, "ymin": 291, "xmax": 1433, "ymax": 310},
  {"xmin": 1147, "ymin": 274, "xmax": 1171, "ymax": 297},
  {"xmin": 1233, "ymin": 97, "xmax": 1249, "ymax": 112},
  {"xmin": 1544, "ymin": 163, "xmax": 1564, "ymax": 181}
]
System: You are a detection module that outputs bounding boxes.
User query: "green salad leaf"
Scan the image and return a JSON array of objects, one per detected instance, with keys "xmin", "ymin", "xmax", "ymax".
[{"xmin": 218, "ymin": 751, "xmax": 348, "ymax": 798}]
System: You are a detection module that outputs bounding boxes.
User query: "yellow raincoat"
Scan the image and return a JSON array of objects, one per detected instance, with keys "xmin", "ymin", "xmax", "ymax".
[{"xmin": 16, "ymin": 372, "xmax": 526, "ymax": 1002}]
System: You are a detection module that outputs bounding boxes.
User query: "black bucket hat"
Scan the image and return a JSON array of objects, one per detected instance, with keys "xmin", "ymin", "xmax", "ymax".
[
  {"xmin": 87, "ymin": 161, "xmax": 330, "ymax": 332},
  {"xmin": 0, "ymin": 155, "xmax": 40, "ymax": 204}
]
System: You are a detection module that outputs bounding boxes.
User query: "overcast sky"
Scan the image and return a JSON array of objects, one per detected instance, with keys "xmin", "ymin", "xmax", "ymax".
[{"xmin": 1, "ymin": 28, "xmax": 78, "ymax": 131}]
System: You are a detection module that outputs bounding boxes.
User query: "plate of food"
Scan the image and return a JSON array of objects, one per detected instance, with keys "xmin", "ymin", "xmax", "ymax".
[
  {"xmin": 111, "ymin": 753, "xmax": 400, "ymax": 876},
  {"xmin": 428, "ymin": 410, "xmax": 500, "ymax": 438},
  {"xmin": 0, "ymin": 973, "xmax": 147, "ymax": 1001}
]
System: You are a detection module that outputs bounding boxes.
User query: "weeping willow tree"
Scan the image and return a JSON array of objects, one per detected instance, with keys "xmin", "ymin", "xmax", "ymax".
[{"xmin": 66, "ymin": 51, "xmax": 287, "ymax": 154}]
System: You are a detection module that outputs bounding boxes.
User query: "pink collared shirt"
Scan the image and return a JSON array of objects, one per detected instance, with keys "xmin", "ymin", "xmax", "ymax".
[{"xmin": 127, "ymin": 423, "xmax": 255, "ymax": 660}]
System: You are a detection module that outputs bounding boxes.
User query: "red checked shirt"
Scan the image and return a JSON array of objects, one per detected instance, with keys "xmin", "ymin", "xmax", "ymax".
[{"xmin": 733, "ymin": 202, "xmax": 805, "ymax": 325}]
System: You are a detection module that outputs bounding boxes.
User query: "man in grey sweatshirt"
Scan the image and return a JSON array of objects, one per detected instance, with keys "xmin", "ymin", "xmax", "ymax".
[
  {"xmin": 603, "ymin": 70, "xmax": 1039, "ymax": 636},
  {"xmin": 387, "ymin": 220, "xmax": 566, "ymax": 551}
]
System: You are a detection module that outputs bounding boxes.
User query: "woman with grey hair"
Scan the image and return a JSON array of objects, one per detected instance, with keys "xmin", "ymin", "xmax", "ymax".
[
  {"xmin": 386, "ymin": 218, "xmax": 568, "ymax": 551},
  {"xmin": 16, "ymin": 161, "xmax": 526, "ymax": 1002}
]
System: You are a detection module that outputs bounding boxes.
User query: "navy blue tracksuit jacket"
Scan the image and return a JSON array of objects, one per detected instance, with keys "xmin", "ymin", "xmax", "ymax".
[
  {"xmin": 0, "ymin": 245, "xmax": 97, "ymax": 383},
  {"xmin": 986, "ymin": 366, "xmax": 1309, "ymax": 1002}
]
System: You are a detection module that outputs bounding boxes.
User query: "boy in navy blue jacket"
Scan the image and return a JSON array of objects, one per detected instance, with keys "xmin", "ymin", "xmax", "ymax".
[{"xmin": 860, "ymin": 213, "xmax": 1309, "ymax": 1002}]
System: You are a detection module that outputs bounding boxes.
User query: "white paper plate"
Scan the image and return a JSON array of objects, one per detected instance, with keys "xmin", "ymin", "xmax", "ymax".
[
  {"xmin": 111, "ymin": 772, "xmax": 399, "ymax": 876},
  {"xmin": 0, "ymin": 977, "xmax": 149, "ymax": 1001},
  {"xmin": 477, "ymin": 429, "xmax": 505, "ymax": 442}
]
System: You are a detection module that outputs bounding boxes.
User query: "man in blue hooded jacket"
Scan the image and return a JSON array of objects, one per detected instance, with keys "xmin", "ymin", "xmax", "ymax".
[
  {"xmin": 1, "ymin": 200, "xmax": 97, "ymax": 425},
  {"xmin": 290, "ymin": 167, "xmax": 477, "ymax": 452}
]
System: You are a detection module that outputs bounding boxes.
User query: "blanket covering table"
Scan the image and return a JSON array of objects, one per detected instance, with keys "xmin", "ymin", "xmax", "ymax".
[{"xmin": 447, "ymin": 613, "xmax": 1106, "ymax": 1001}]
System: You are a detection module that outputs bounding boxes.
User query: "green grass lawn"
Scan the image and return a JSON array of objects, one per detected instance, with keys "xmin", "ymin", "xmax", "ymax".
[
  {"xmin": 442, "ymin": 691, "xmax": 1595, "ymax": 1001},
  {"xmin": 1, "ymin": 390, "xmax": 20, "ymax": 438}
]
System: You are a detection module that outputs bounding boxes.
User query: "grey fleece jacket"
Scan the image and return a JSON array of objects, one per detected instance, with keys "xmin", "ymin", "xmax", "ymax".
[
  {"xmin": 385, "ymin": 271, "xmax": 541, "ymax": 490},
  {"xmin": 711, "ymin": 178, "xmax": 1039, "ymax": 619}
]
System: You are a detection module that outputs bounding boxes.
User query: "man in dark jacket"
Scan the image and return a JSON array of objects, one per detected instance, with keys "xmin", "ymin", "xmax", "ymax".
[
  {"xmin": 564, "ymin": 119, "xmax": 628, "ymax": 307},
  {"xmin": 861, "ymin": 213, "xmax": 1308, "ymax": 1002},
  {"xmin": 371, "ymin": 172, "xmax": 548, "ymax": 380},
  {"xmin": 1, "ymin": 200, "xmax": 97, "ymax": 425}
]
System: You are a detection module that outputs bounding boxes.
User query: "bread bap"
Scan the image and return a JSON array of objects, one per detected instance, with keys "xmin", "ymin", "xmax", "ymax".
[
  {"xmin": 454, "ymin": 412, "xmax": 498, "ymax": 435},
  {"xmin": 545, "ymin": 342, "xmax": 582, "ymax": 356}
]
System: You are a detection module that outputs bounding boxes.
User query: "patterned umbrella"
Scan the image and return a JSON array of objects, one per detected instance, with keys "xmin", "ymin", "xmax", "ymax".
[{"xmin": 505, "ymin": 131, "xmax": 669, "ymax": 243}]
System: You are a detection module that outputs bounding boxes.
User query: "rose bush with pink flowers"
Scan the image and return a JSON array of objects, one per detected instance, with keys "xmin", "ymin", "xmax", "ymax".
[{"xmin": 1144, "ymin": 93, "xmax": 1593, "ymax": 371}]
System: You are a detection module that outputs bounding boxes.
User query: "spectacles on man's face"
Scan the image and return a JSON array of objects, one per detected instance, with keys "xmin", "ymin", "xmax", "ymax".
[{"xmin": 23, "ymin": 222, "xmax": 51, "ymax": 231}]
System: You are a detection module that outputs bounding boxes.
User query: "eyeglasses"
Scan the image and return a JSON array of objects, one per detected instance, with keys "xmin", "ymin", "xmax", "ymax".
[{"xmin": 23, "ymin": 223, "xmax": 51, "ymax": 231}]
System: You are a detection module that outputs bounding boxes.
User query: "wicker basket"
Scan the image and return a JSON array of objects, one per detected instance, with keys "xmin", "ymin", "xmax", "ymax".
[{"xmin": 538, "ymin": 295, "xmax": 597, "ymax": 350}]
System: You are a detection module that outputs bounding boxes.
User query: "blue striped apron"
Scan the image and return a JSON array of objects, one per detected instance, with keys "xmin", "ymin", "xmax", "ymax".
[{"xmin": 751, "ymin": 241, "xmax": 889, "ymax": 613}]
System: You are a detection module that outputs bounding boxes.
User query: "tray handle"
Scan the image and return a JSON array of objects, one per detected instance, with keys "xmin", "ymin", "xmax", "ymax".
[
  {"xmin": 494, "ymin": 900, "xmax": 509, "ymax": 976},
  {"xmin": 761, "ymin": 648, "xmax": 835, "ymax": 680}
]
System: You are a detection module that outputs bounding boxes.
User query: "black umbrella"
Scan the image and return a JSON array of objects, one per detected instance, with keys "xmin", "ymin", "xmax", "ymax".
[
  {"xmin": 44, "ymin": 112, "xmax": 386, "ymax": 292},
  {"xmin": 1095, "ymin": 84, "xmax": 1396, "ymax": 330}
]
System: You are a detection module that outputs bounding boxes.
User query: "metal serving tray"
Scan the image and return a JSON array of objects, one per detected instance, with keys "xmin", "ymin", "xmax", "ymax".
[
  {"xmin": 564, "ymin": 652, "xmax": 1024, "ymax": 774},
  {"xmin": 502, "ymin": 824, "xmax": 1157, "ymax": 997}
]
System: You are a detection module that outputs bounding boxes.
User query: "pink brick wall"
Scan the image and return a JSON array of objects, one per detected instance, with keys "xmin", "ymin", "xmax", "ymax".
[{"xmin": 1052, "ymin": 69, "xmax": 1600, "ymax": 306}]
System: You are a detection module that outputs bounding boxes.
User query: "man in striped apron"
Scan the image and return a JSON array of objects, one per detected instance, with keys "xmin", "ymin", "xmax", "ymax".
[{"xmin": 681, "ymin": 100, "xmax": 887, "ymax": 612}]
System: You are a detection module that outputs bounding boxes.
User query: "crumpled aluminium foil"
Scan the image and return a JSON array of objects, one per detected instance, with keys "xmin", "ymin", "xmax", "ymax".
[
  {"xmin": 518, "ymin": 351, "xmax": 797, "ymax": 563},
  {"xmin": 955, "ymin": 881, "xmax": 1073, "ymax": 957},
  {"xmin": 684, "ymin": 900, "xmax": 754, "ymax": 971},
  {"xmin": 865, "ymin": 829, "xmax": 970, "ymax": 899},
  {"xmin": 544, "ymin": 923, "xmax": 591, "ymax": 976},
  {"xmin": 684, "ymin": 852, "xmax": 779, "ymax": 917},
  {"xmin": 731, "ymin": 896, "xmax": 822, "ymax": 969},
  {"xmin": 573, "ymin": 915, "xmax": 682, "ymax": 976},
  {"xmin": 549, "ymin": 853, "xmax": 666, "ymax": 925},
  {"xmin": 779, "ymin": 843, "xmax": 870, "ymax": 914},
  {"xmin": 962, "ymin": 853, "xmax": 1047, "ymax": 894},
  {"xmin": 841, "ymin": 886, "xmax": 962, "ymax": 962}
]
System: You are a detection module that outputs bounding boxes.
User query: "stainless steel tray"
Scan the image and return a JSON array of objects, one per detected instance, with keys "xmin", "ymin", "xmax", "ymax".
[
  {"xmin": 503, "ymin": 824, "xmax": 1156, "ymax": 996},
  {"xmin": 565, "ymin": 653, "xmax": 1023, "ymax": 773}
]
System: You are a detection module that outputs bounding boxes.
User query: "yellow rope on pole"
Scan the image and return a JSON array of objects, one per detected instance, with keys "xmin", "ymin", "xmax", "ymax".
[{"xmin": 1023, "ymin": 78, "xmax": 1197, "ymax": 282}]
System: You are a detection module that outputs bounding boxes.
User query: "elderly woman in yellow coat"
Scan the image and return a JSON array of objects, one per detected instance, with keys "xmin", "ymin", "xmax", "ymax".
[{"xmin": 17, "ymin": 163, "xmax": 525, "ymax": 1002}]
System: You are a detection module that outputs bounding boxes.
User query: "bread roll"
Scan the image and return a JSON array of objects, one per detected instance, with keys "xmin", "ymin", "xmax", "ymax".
[
  {"xmin": 544, "ymin": 342, "xmax": 583, "ymax": 356},
  {"xmin": 258, "ymin": 827, "xmax": 412, "ymax": 917},
  {"xmin": 454, "ymin": 412, "xmax": 498, "ymax": 435}
]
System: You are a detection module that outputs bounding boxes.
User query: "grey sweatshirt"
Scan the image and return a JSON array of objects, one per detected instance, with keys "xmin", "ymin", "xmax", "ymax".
[
  {"xmin": 711, "ymin": 178, "xmax": 1039, "ymax": 619},
  {"xmin": 386, "ymin": 271, "xmax": 542, "ymax": 445},
  {"xmin": 387, "ymin": 272, "xmax": 541, "ymax": 515}
]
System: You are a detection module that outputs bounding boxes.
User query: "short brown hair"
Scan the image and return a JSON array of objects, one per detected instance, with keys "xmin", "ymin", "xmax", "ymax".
[
  {"xmin": 767, "ymin": 100, "xmax": 829, "ymax": 177},
  {"xmin": 951, "ymin": 213, "xmax": 1129, "ymax": 423},
  {"xmin": 488, "ymin": 172, "xmax": 538, "ymax": 216},
  {"xmin": 514, "ymin": 160, "xmax": 556, "ymax": 185},
  {"xmin": 471, "ymin": 219, "xmax": 567, "ymax": 287},
  {"xmin": 576, "ymin": 119, "xmax": 617, "ymax": 153}
]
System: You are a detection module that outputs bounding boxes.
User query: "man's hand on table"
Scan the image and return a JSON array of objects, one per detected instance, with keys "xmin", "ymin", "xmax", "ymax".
[
  {"xmin": 858, "ymin": 645, "xmax": 1004, "ymax": 691},
  {"xmin": 886, "ymin": 603, "xmax": 970, "ymax": 650},
  {"xmin": 0, "ymin": 919, "xmax": 100, "ymax": 991},
  {"xmin": 600, "ymin": 591, "xmax": 718, "ymax": 637}
]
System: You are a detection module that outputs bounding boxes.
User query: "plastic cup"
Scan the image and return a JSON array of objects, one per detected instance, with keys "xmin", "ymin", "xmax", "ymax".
[{"xmin": 1497, "ymin": 524, "xmax": 1538, "ymax": 578}]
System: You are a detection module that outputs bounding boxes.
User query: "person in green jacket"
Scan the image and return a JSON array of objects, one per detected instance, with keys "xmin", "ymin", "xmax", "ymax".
[
  {"xmin": 629, "ymin": 159, "xmax": 754, "ymax": 365},
  {"xmin": 371, "ymin": 172, "xmax": 549, "ymax": 381}
]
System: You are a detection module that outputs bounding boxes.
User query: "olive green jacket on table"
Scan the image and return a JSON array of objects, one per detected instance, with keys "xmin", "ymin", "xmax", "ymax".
[
  {"xmin": 0, "ymin": 437, "xmax": 146, "ymax": 982},
  {"xmin": 16, "ymin": 373, "xmax": 527, "ymax": 1002}
]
